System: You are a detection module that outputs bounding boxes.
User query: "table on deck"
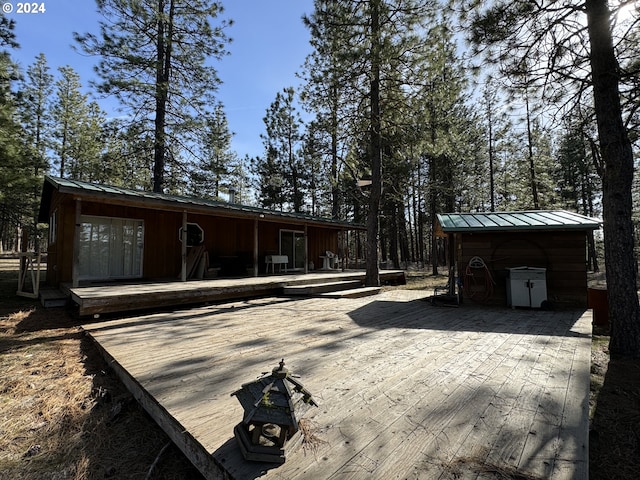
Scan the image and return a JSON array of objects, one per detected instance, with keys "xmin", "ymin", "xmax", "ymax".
[{"xmin": 82, "ymin": 291, "xmax": 591, "ymax": 480}]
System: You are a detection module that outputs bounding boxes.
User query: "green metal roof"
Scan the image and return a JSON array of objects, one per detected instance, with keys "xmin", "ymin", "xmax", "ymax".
[
  {"xmin": 39, "ymin": 175, "xmax": 364, "ymax": 230},
  {"xmin": 437, "ymin": 210, "xmax": 601, "ymax": 233}
]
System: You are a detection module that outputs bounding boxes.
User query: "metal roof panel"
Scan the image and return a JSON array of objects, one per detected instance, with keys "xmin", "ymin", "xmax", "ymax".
[
  {"xmin": 42, "ymin": 175, "xmax": 364, "ymax": 230},
  {"xmin": 437, "ymin": 210, "xmax": 601, "ymax": 233}
]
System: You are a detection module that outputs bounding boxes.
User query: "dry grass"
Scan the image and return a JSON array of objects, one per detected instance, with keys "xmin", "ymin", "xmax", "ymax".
[
  {"xmin": 401, "ymin": 270, "xmax": 450, "ymax": 291},
  {"xmin": 0, "ymin": 257, "xmax": 202, "ymax": 480},
  {"xmin": 298, "ymin": 418, "xmax": 328, "ymax": 457}
]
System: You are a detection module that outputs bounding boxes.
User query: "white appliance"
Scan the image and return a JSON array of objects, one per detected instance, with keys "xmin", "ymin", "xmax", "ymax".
[{"xmin": 506, "ymin": 267, "xmax": 547, "ymax": 308}]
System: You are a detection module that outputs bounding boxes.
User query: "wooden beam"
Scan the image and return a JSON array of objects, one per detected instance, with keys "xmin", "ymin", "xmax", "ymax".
[
  {"xmin": 304, "ymin": 224, "xmax": 308, "ymax": 274},
  {"xmin": 253, "ymin": 219, "xmax": 259, "ymax": 277},
  {"xmin": 72, "ymin": 198, "xmax": 81, "ymax": 288},
  {"xmin": 181, "ymin": 211, "xmax": 187, "ymax": 282}
]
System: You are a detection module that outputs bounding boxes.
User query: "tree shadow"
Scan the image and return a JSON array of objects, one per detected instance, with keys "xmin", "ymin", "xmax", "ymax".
[
  {"xmin": 348, "ymin": 298, "xmax": 589, "ymax": 337},
  {"xmin": 589, "ymin": 353, "xmax": 640, "ymax": 479}
]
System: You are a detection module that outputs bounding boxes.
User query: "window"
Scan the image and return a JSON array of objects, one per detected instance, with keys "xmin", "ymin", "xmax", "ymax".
[
  {"xmin": 49, "ymin": 210, "xmax": 57, "ymax": 245},
  {"xmin": 79, "ymin": 215, "xmax": 144, "ymax": 280},
  {"xmin": 179, "ymin": 223, "xmax": 204, "ymax": 246}
]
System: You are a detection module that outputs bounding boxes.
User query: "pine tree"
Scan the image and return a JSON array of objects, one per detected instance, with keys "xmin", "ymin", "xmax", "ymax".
[
  {"xmin": 301, "ymin": 121, "xmax": 333, "ymax": 217},
  {"xmin": 71, "ymin": 101, "xmax": 106, "ymax": 182},
  {"xmin": 189, "ymin": 104, "xmax": 236, "ymax": 200},
  {"xmin": 0, "ymin": 14, "xmax": 26, "ymax": 251},
  {"xmin": 460, "ymin": 0, "xmax": 640, "ymax": 356},
  {"xmin": 301, "ymin": 0, "xmax": 356, "ymax": 219},
  {"xmin": 412, "ymin": 16, "xmax": 471, "ymax": 272},
  {"xmin": 101, "ymin": 119, "xmax": 154, "ymax": 190},
  {"xmin": 50, "ymin": 66, "xmax": 105, "ymax": 180},
  {"xmin": 252, "ymin": 148, "xmax": 286, "ymax": 211},
  {"xmin": 301, "ymin": 0, "xmax": 439, "ymax": 284},
  {"xmin": 75, "ymin": 0, "xmax": 232, "ymax": 192},
  {"xmin": 257, "ymin": 87, "xmax": 306, "ymax": 212},
  {"xmin": 16, "ymin": 53, "xmax": 53, "ymax": 251},
  {"xmin": 18, "ymin": 53, "xmax": 52, "ymax": 177}
]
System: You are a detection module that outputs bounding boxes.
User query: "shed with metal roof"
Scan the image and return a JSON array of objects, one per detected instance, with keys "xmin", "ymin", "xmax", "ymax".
[
  {"xmin": 38, "ymin": 176, "xmax": 365, "ymax": 288},
  {"xmin": 435, "ymin": 210, "xmax": 601, "ymax": 307}
]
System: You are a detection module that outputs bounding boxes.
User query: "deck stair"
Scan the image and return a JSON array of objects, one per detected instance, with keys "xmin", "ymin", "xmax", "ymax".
[
  {"xmin": 283, "ymin": 280, "xmax": 362, "ymax": 295},
  {"xmin": 283, "ymin": 279, "xmax": 380, "ymax": 298},
  {"xmin": 317, "ymin": 286, "xmax": 382, "ymax": 299},
  {"xmin": 39, "ymin": 288, "xmax": 69, "ymax": 308}
]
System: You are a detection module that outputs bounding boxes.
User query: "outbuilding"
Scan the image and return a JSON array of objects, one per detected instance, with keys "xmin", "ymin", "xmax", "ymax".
[
  {"xmin": 436, "ymin": 210, "xmax": 601, "ymax": 308},
  {"xmin": 38, "ymin": 176, "xmax": 364, "ymax": 288}
]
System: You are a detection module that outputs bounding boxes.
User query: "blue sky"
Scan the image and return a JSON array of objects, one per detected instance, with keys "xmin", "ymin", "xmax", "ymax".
[{"xmin": 9, "ymin": 0, "xmax": 315, "ymax": 160}]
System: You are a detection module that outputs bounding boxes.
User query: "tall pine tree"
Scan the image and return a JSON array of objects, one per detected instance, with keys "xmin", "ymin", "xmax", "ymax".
[
  {"xmin": 461, "ymin": 0, "xmax": 640, "ymax": 356},
  {"xmin": 75, "ymin": 0, "xmax": 231, "ymax": 192}
]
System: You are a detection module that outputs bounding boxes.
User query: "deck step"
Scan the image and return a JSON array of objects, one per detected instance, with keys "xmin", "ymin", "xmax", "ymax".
[
  {"xmin": 39, "ymin": 288, "xmax": 69, "ymax": 308},
  {"xmin": 318, "ymin": 286, "xmax": 382, "ymax": 299},
  {"xmin": 283, "ymin": 280, "xmax": 363, "ymax": 296}
]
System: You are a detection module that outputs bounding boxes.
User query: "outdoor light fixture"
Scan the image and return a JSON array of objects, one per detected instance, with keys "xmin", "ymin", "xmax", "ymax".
[{"xmin": 231, "ymin": 359, "xmax": 317, "ymax": 463}]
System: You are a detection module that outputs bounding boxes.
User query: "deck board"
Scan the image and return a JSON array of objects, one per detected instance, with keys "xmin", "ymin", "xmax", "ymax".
[
  {"xmin": 82, "ymin": 290, "xmax": 591, "ymax": 479},
  {"xmin": 69, "ymin": 270, "xmax": 405, "ymax": 316}
]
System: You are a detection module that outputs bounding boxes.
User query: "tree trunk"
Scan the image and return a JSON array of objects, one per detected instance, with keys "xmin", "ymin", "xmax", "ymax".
[
  {"xmin": 365, "ymin": 0, "xmax": 382, "ymax": 287},
  {"xmin": 331, "ymin": 83, "xmax": 340, "ymax": 219},
  {"xmin": 524, "ymin": 92, "xmax": 539, "ymax": 209},
  {"xmin": 398, "ymin": 200, "xmax": 410, "ymax": 266},
  {"xmin": 429, "ymin": 156, "xmax": 438, "ymax": 275},
  {"xmin": 488, "ymin": 107, "xmax": 495, "ymax": 212},
  {"xmin": 408, "ymin": 193, "xmax": 416, "ymax": 262},
  {"xmin": 586, "ymin": 0, "xmax": 640, "ymax": 357},
  {"xmin": 153, "ymin": 0, "xmax": 174, "ymax": 193},
  {"xmin": 389, "ymin": 201, "xmax": 399, "ymax": 269},
  {"xmin": 417, "ymin": 165, "xmax": 425, "ymax": 266}
]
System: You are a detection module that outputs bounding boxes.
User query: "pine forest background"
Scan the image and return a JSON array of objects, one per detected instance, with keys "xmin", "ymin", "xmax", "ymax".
[{"xmin": 1, "ymin": 0, "xmax": 639, "ymax": 272}]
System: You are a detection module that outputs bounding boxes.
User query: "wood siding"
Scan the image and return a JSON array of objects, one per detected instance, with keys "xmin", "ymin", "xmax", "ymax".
[
  {"xmin": 455, "ymin": 231, "xmax": 589, "ymax": 307},
  {"xmin": 45, "ymin": 194, "xmax": 342, "ymax": 285}
]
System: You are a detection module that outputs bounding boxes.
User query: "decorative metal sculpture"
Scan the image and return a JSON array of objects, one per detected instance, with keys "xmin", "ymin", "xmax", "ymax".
[{"xmin": 231, "ymin": 359, "xmax": 318, "ymax": 463}]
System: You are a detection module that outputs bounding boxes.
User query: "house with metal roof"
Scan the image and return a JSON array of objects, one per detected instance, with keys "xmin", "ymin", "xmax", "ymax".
[
  {"xmin": 436, "ymin": 210, "xmax": 601, "ymax": 307},
  {"xmin": 38, "ymin": 176, "xmax": 365, "ymax": 288}
]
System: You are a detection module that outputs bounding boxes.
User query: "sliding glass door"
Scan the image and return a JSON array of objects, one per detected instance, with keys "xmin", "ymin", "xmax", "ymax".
[
  {"xmin": 79, "ymin": 215, "xmax": 144, "ymax": 280},
  {"xmin": 279, "ymin": 230, "xmax": 305, "ymax": 271}
]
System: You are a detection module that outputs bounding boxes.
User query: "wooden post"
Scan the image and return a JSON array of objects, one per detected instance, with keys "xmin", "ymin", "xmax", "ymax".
[
  {"xmin": 341, "ymin": 229, "xmax": 346, "ymax": 271},
  {"xmin": 72, "ymin": 198, "xmax": 81, "ymax": 288},
  {"xmin": 181, "ymin": 211, "xmax": 187, "ymax": 282},
  {"xmin": 16, "ymin": 252, "xmax": 41, "ymax": 299},
  {"xmin": 344, "ymin": 229, "xmax": 349, "ymax": 271},
  {"xmin": 253, "ymin": 218, "xmax": 259, "ymax": 277},
  {"xmin": 304, "ymin": 224, "xmax": 308, "ymax": 274}
]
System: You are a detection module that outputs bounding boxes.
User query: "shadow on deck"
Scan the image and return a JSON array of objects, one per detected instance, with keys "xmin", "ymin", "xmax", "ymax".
[{"xmin": 82, "ymin": 292, "xmax": 591, "ymax": 479}]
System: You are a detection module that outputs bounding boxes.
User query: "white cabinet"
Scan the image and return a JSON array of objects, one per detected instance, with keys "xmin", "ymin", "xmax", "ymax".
[{"xmin": 506, "ymin": 267, "xmax": 547, "ymax": 308}]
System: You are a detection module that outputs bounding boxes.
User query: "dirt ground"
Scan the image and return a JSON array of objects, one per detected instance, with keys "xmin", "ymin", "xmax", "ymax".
[{"xmin": 0, "ymin": 259, "xmax": 638, "ymax": 479}]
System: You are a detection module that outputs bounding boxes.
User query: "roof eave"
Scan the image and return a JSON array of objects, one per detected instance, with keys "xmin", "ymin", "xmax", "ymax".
[
  {"xmin": 441, "ymin": 225, "xmax": 601, "ymax": 233},
  {"xmin": 41, "ymin": 175, "xmax": 365, "ymax": 230}
]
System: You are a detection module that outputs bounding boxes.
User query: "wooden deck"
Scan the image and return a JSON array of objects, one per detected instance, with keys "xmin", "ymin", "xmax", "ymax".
[
  {"xmin": 68, "ymin": 270, "xmax": 405, "ymax": 316},
  {"xmin": 82, "ymin": 290, "xmax": 591, "ymax": 480}
]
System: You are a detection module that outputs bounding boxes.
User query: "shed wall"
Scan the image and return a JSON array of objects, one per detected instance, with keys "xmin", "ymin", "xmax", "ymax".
[{"xmin": 456, "ymin": 231, "xmax": 588, "ymax": 307}]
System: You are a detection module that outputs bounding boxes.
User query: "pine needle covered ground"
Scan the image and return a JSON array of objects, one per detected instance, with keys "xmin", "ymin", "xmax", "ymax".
[{"xmin": 0, "ymin": 257, "xmax": 202, "ymax": 480}]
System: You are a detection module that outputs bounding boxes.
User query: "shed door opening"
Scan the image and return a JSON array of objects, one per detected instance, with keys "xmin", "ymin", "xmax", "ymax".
[
  {"xmin": 279, "ymin": 230, "xmax": 305, "ymax": 271},
  {"xmin": 79, "ymin": 215, "xmax": 144, "ymax": 280}
]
